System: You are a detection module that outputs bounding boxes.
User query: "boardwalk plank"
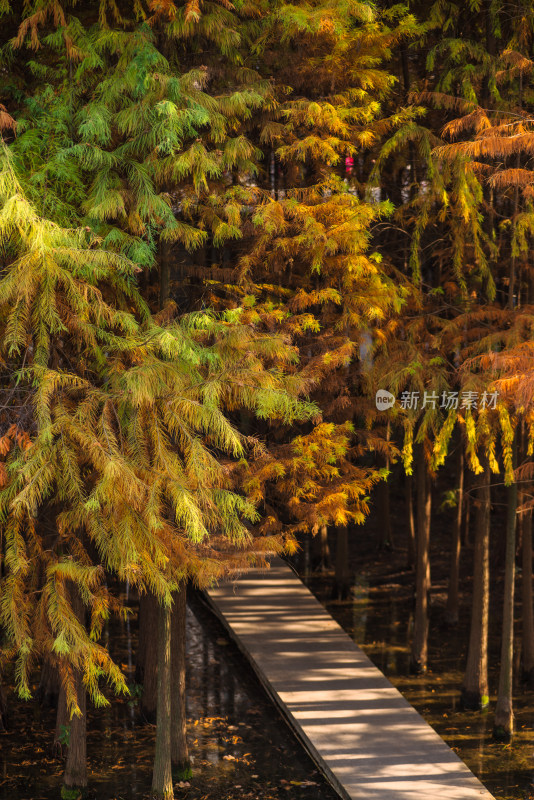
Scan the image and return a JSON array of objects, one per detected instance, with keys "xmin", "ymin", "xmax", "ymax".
[{"xmin": 207, "ymin": 558, "xmax": 496, "ymax": 800}]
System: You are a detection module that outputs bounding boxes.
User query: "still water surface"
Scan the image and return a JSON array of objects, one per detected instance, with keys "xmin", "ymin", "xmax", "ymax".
[
  {"xmin": 293, "ymin": 555, "xmax": 534, "ymax": 800},
  {"xmin": 1, "ymin": 591, "xmax": 339, "ymax": 800}
]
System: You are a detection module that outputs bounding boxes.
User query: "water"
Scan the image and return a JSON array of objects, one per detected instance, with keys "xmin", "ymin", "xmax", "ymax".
[
  {"xmin": 1, "ymin": 591, "xmax": 340, "ymax": 800},
  {"xmin": 293, "ymin": 551, "xmax": 534, "ymax": 800}
]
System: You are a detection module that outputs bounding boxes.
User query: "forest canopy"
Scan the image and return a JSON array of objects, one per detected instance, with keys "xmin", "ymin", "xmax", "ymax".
[{"xmin": 1, "ymin": 1, "xmax": 534, "ymax": 799}]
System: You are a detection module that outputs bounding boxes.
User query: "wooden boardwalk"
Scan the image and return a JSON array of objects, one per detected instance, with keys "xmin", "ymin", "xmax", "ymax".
[{"xmin": 207, "ymin": 558, "xmax": 495, "ymax": 800}]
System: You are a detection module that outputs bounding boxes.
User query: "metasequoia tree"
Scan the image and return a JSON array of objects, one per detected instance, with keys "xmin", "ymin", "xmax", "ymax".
[
  {"xmin": 445, "ymin": 442, "xmax": 464, "ymax": 626},
  {"xmin": 0, "ymin": 0, "xmax": 395, "ymax": 545},
  {"xmin": 494, "ymin": 424, "xmax": 517, "ymax": 740},
  {"xmin": 0, "ymin": 147, "xmax": 315, "ymax": 797},
  {"xmin": 368, "ymin": 286, "xmax": 456, "ymax": 673},
  {"xmin": 0, "ymin": 5, "xmax": 402, "ymax": 795},
  {"xmin": 521, "ymin": 490, "xmax": 534, "ymax": 686},
  {"xmin": 462, "ymin": 456, "xmax": 491, "ymax": 710},
  {"xmin": 368, "ymin": 0, "xmax": 534, "ymax": 716},
  {"xmin": 144, "ymin": 0, "xmax": 416, "ymax": 544},
  {"xmin": 0, "ymin": 5, "xmax": 316, "ymax": 792}
]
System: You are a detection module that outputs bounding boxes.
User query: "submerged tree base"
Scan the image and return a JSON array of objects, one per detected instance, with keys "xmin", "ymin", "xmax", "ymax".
[
  {"xmin": 493, "ymin": 724, "xmax": 512, "ymax": 743},
  {"xmin": 61, "ymin": 784, "xmax": 88, "ymax": 800},
  {"xmin": 409, "ymin": 658, "xmax": 426, "ymax": 675},
  {"xmin": 150, "ymin": 790, "xmax": 174, "ymax": 800},
  {"xmin": 172, "ymin": 762, "xmax": 193, "ymax": 781},
  {"xmin": 460, "ymin": 689, "xmax": 489, "ymax": 711}
]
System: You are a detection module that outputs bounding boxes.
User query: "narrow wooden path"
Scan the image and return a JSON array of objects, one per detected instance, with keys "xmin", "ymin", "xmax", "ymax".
[{"xmin": 207, "ymin": 557, "xmax": 495, "ymax": 800}]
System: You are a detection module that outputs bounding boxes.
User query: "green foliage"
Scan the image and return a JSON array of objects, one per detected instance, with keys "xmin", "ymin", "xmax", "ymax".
[
  {"xmin": 58, "ymin": 723, "xmax": 70, "ymax": 746},
  {"xmin": 61, "ymin": 786, "xmax": 87, "ymax": 800}
]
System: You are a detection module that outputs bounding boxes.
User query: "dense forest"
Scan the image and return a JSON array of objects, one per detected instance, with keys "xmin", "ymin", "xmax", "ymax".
[{"xmin": 1, "ymin": 0, "xmax": 534, "ymax": 798}]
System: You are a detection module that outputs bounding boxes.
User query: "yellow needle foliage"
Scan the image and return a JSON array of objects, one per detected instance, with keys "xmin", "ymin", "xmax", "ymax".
[{"xmin": 0, "ymin": 146, "xmax": 314, "ymax": 712}]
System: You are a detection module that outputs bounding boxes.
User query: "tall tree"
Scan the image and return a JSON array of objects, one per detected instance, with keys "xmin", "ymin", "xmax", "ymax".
[
  {"xmin": 493, "ymin": 429, "xmax": 517, "ymax": 741},
  {"xmin": 411, "ymin": 441, "xmax": 432, "ymax": 673},
  {"xmin": 170, "ymin": 584, "xmax": 189, "ymax": 779},
  {"xmin": 446, "ymin": 444, "xmax": 464, "ymax": 626},
  {"xmin": 521, "ymin": 502, "xmax": 534, "ymax": 686},
  {"xmin": 0, "ymin": 146, "xmax": 315, "ymax": 793},
  {"xmin": 462, "ymin": 461, "xmax": 491, "ymax": 710},
  {"xmin": 152, "ymin": 601, "xmax": 173, "ymax": 800}
]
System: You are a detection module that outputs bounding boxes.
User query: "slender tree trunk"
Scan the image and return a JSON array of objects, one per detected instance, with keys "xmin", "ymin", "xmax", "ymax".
[
  {"xmin": 0, "ymin": 677, "xmax": 7, "ymax": 732},
  {"xmin": 333, "ymin": 525, "xmax": 350, "ymax": 600},
  {"xmin": 319, "ymin": 524, "xmax": 331, "ymax": 571},
  {"xmin": 37, "ymin": 657, "xmax": 60, "ymax": 708},
  {"xmin": 159, "ymin": 240, "xmax": 171, "ymax": 310},
  {"xmin": 139, "ymin": 592, "xmax": 159, "ymax": 723},
  {"xmin": 151, "ymin": 602, "xmax": 173, "ymax": 800},
  {"xmin": 406, "ymin": 473, "xmax": 416, "ymax": 569},
  {"xmin": 410, "ymin": 445, "xmax": 432, "ymax": 673},
  {"xmin": 377, "ymin": 455, "xmax": 393, "ymax": 550},
  {"xmin": 171, "ymin": 584, "xmax": 190, "ymax": 779},
  {"xmin": 63, "ymin": 669, "xmax": 87, "ymax": 796},
  {"xmin": 494, "ymin": 443, "xmax": 518, "ymax": 741},
  {"xmin": 136, "ymin": 591, "xmax": 148, "ymax": 683},
  {"xmin": 483, "ymin": 0, "xmax": 497, "ymax": 105},
  {"xmin": 446, "ymin": 448, "xmax": 464, "ymax": 625},
  {"xmin": 400, "ymin": 44, "xmax": 417, "ymax": 198},
  {"xmin": 462, "ymin": 462, "xmax": 491, "ymax": 710},
  {"xmin": 509, "ymin": 76, "xmax": 522, "ymax": 309},
  {"xmin": 463, "ymin": 472, "xmax": 471, "ymax": 547},
  {"xmin": 311, "ymin": 524, "xmax": 331, "ymax": 572},
  {"xmin": 522, "ymin": 497, "xmax": 534, "ymax": 685},
  {"xmin": 54, "ymin": 681, "xmax": 68, "ymax": 756},
  {"xmin": 63, "ymin": 588, "xmax": 88, "ymax": 796}
]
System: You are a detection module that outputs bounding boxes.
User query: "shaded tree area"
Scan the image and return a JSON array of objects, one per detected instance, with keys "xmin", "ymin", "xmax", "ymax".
[{"xmin": 1, "ymin": 0, "xmax": 534, "ymax": 797}]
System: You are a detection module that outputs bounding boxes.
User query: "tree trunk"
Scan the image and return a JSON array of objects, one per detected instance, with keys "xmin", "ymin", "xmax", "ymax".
[
  {"xmin": 405, "ymin": 473, "xmax": 416, "ymax": 569},
  {"xmin": 463, "ymin": 472, "xmax": 471, "ymax": 547},
  {"xmin": 462, "ymin": 462, "xmax": 491, "ymax": 710},
  {"xmin": 446, "ymin": 447, "xmax": 464, "ymax": 626},
  {"xmin": 311, "ymin": 524, "xmax": 332, "ymax": 572},
  {"xmin": 333, "ymin": 525, "xmax": 350, "ymax": 600},
  {"xmin": 63, "ymin": 669, "xmax": 87, "ymax": 796},
  {"xmin": 508, "ymin": 79, "xmax": 522, "ymax": 310},
  {"xmin": 37, "ymin": 657, "xmax": 60, "ymax": 708},
  {"xmin": 171, "ymin": 584, "xmax": 190, "ymax": 779},
  {"xmin": 522, "ymin": 502, "xmax": 534, "ymax": 686},
  {"xmin": 136, "ymin": 590, "xmax": 148, "ymax": 683},
  {"xmin": 151, "ymin": 602, "xmax": 174, "ymax": 800},
  {"xmin": 377, "ymin": 454, "xmax": 393, "ymax": 550},
  {"xmin": 0, "ymin": 677, "xmax": 7, "ymax": 732},
  {"xmin": 63, "ymin": 587, "xmax": 88, "ymax": 796},
  {"xmin": 159, "ymin": 239, "xmax": 171, "ymax": 310},
  {"xmin": 139, "ymin": 591, "xmax": 159, "ymax": 723},
  {"xmin": 319, "ymin": 524, "xmax": 331, "ymax": 571},
  {"xmin": 494, "ymin": 446, "xmax": 518, "ymax": 741},
  {"xmin": 54, "ymin": 681, "xmax": 69, "ymax": 756},
  {"xmin": 410, "ymin": 445, "xmax": 432, "ymax": 673}
]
